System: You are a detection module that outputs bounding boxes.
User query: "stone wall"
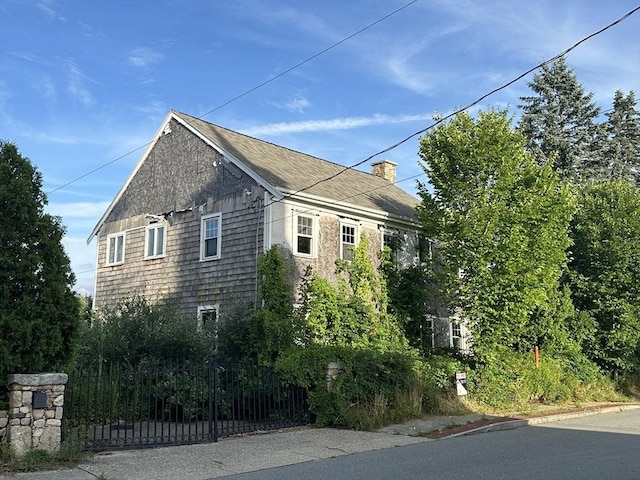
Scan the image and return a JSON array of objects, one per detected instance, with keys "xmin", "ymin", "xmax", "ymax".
[
  {"xmin": 0, "ymin": 409, "xmax": 7, "ymax": 446},
  {"xmin": 6, "ymin": 373, "xmax": 68, "ymax": 457}
]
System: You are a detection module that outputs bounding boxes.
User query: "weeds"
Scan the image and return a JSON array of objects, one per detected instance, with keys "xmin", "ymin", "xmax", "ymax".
[{"xmin": 0, "ymin": 438, "xmax": 88, "ymax": 474}]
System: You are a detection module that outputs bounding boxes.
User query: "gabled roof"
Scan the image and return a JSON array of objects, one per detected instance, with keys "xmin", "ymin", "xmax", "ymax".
[
  {"xmin": 173, "ymin": 111, "xmax": 419, "ymax": 214},
  {"xmin": 89, "ymin": 110, "xmax": 419, "ymax": 242}
]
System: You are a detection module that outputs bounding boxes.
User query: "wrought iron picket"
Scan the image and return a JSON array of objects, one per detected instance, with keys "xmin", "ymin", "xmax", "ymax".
[{"xmin": 63, "ymin": 360, "xmax": 308, "ymax": 451}]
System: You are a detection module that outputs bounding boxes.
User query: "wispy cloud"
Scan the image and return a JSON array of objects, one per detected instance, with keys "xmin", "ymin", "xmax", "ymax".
[
  {"xmin": 242, "ymin": 112, "xmax": 432, "ymax": 136},
  {"xmin": 66, "ymin": 61, "xmax": 94, "ymax": 107},
  {"xmin": 269, "ymin": 91, "xmax": 311, "ymax": 113},
  {"xmin": 37, "ymin": 0, "xmax": 66, "ymax": 21},
  {"xmin": 48, "ymin": 201, "xmax": 111, "ymax": 218},
  {"xmin": 127, "ymin": 46, "xmax": 163, "ymax": 68},
  {"xmin": 127, "ymin": 46, "xmax": 164, "ymax": 85},
  {"xmin": 39, "ymin": 75, "xmax": 57, "ymax": 103}
]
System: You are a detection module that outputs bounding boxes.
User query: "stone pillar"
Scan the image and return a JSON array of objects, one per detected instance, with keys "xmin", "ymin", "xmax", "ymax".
[
  {"xmin": 7, "ymin": 373, "xmax": 68, "ymax": 458},
  {"xmin": 326, "ymin": 362, "xmax": 342, "ymax": 390}
]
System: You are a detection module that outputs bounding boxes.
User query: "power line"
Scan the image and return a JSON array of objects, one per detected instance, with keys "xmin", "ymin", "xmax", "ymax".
[
  {"xmin": 275, "ymin": 5, "xmax": 640, "ymax": 203},
  {"xmin": 71, "ymin": 171, "xmax": 427, "ymax": 278},
  {"xmin": 46, "ymin": 0, "xmax": 418, "ymax": 195}
]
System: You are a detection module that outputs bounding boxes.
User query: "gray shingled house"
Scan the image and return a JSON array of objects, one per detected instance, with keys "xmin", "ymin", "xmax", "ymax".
[{"xmin": 88, "ymin": 110, "xmax": 454, "ymax": 342}]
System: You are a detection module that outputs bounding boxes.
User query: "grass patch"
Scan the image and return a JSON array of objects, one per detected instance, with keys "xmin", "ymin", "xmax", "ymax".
[{"xmin": 0, "ymin": 437, "xmax": 88, "ymax": 474}]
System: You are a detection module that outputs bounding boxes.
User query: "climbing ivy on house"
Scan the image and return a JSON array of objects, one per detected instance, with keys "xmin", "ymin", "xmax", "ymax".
[{"xmin": 294, "ymin": 236, "xmax": 409, "ymax": 352}]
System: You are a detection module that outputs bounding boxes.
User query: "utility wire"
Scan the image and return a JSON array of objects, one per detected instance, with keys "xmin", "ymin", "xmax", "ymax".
[
  {"xmin": 275, "ymin": 5, "xmax": 640, "ymax": 204},
  {"xmin": 46, "ymin": 0, "xmax": 418, "ymax": 195}
]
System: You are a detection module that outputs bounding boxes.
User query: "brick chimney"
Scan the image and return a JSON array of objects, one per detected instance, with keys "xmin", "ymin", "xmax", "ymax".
[{"xmin": 371, "ymin": 160, "xmax": 397, "ymax": 183}]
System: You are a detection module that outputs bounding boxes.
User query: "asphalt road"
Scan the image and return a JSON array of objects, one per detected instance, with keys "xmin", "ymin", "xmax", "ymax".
[{"xmin": 216, "ymin": 410, "xmax": 640, "ymax": 480}]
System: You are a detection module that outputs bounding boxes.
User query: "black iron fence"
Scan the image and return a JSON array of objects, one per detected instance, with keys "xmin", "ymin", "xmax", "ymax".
[{"xmin": 63, "ymin": 360, "xmax": 308, "ymax": 451}]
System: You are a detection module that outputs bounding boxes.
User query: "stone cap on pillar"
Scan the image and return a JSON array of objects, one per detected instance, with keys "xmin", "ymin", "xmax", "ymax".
[{"xmin": 7, "ymin": 373, "xmax": 69, "ymax": 387}]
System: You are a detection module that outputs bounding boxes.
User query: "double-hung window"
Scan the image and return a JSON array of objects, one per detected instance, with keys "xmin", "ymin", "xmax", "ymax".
[
  {"xmin": 106, "ymin": 232, "xmax": 125, "ymax": 266},
  {"xmin": 340, "ymin": 223, "xmax": 357, "ymax": 261},
  {"xmin": 200, "ymin": 213, "xmax": 221, "ymax": 261},
  {"xmin": 295, "ymin": 214, "xmax": 314, "ymax": 256},
  {"xmin": 145, "ymin": 224, "xmax": 166, "ymax": 259},
  {"xmin": 382, "ymin": 229, "xmax": 399, "ymax": 262}
]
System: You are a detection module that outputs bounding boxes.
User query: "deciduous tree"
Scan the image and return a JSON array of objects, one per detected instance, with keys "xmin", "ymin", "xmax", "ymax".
[
  {"xmin": 417, "ymin": 111, "xmax": 575, "ymax": 358},
  {"xmin": 567, "ymin": 181, "xmax": 640, "ymax": 374}
]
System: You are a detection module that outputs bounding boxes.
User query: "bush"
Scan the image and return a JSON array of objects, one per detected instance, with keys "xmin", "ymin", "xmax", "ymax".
[
  {"xmin": 75, "ymin": 295, "xmax": 217, "ymax": 371},
  {"xmin": 472, "ymin": 348, "xmax": 621, "ymax": 411},
  {"xmin": 276, "ymin": 345, "xmax": 423, "ymax": 429},
  {"xmin": 421, "ymin": 353, "xmax": 474, "ymax": 415}
]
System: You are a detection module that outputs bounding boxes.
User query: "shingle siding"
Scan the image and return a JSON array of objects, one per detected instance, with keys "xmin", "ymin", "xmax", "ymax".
[
  {"xmin": 92, "ymin": 111, "xmax": 421, "ymax": 324},
  {"xmin": 95, "ymin": 120, "xmax": 265, "ymax": 319}
]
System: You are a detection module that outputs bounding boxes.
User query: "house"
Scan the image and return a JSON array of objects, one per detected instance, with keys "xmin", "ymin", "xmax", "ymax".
[{"xmin": 88, "ymin": 110, "xmax": 458, "ymax": 347}]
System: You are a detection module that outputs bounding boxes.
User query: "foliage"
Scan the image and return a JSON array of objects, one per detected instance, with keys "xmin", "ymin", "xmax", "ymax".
[
  {"xmin": 294, "ymin": 236, "xmax": 409, "ymax": 353},
  {"xmin": 276, "ymin": 345, "xmax": 423, "ymax": 429},
  {"xmin": 417, "ymin": 110, "xmax": 575, "ymax": 359},
  {"xmin": 518, "ymin": 57, "xmax": 602, "ymax": 182},
  {"xmin": 381, "ymin": 237, "xmax": 441, "ymax": 355},
  {"xmin": 252, "ymin": 246, "xmax": 296, "ymax": 364},
  {"xmin": 0, "ymin": 438, "xmax": 85, "ymax": 474},
  {"xmin": 602, "ymin": 90, "xmax": 640, "ymax": 186},
  {"xmin": 0, "ymin": 141, "xmax": 80, "ymax": 396},
  {"xmin": 472, "ymin": 348, "xmax": 619, "ymax": 410},
  {"xmin": 567, "ymin": 181, "xmax": 640, "ymax": 375},
  {"xmin": 76, "ymin": 295, "xmax": 216, "ymax": 371},
  {"xmin": 215, "ymin": 302, "xmax": 257, "ymax": 362}
]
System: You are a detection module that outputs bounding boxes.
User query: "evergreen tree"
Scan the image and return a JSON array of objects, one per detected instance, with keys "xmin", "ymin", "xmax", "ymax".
[
  {"xmin": 603, "ymin": 90, "xmax": 640, "ymax": 185},
  {"xmin": 519, "ymin": 57, "xmax": 601, "ymax": 182},
  {"xmin": 0, "ymin": 141, "xmax": 80, "ymax": 385}
]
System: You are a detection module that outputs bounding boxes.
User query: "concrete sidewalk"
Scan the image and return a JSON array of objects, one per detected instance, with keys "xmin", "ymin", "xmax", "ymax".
[{"xmin": 2, "ymin": 403, "xmax": 638, "ymax": 480}]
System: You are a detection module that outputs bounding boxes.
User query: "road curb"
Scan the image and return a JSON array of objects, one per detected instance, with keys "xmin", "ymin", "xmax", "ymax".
[{"xmin": 442, "ymin": 403, "xmax": 640, "ymax": 439}]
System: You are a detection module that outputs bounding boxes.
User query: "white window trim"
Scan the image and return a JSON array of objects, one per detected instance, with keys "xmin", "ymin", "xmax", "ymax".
[
  {"xmin": 450, "ymin": 319, "xmax": 466, "ymax": 350},
  {"xmin": 293, "ymin": 213, "xmax": 316, "ymax": 258},
  {"xmin": 106, "ymin": 232, "xmax": 126, "ymax": 266},
  {"xmin": 197, "ymin": 304, "xmax": 219, "ymax": 331},
  {"xmin": 144, "ymin": 223, "xmax": 167, "ymax": 260},
  {"xmin": 424, "ymin": 315, "xmax": 435, "ymax": 349},
  {"xmin": 339, "ymin": 220, "xmax": 359, "ymax": 261},
  {"xmin": 200, "ymin": 212, "xmax": 222, "ymax": 261}
]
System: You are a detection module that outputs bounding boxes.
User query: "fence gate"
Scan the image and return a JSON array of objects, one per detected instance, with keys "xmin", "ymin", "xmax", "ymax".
[{"xmin": 63, "ymin": 361, "xmax": 308, "ymax": 451}]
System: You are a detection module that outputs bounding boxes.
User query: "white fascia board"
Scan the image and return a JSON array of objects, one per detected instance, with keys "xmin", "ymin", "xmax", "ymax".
[
  {"xmin": 172, "ymin": 112, "xmax": 283, "ymax": 200},
  {"xmin": 279, "ymin": 189, "xmax": 418, "ymax": 229},
  {"xmin": 86, "ymin": 111, "xmax": 175, "ymax": 244}
]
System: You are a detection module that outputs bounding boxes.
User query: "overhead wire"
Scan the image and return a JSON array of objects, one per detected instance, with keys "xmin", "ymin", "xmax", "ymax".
[
  {"xmin": 46, "ymin": 0, "xmax": 418, "ymax": 195},
  {"xmin": 274, "ymin": 4, "xmax": 640, "ymax": 204},
  {"xmin": 64, "ymin": 4, "xmax": 639, "ymax": 277}
]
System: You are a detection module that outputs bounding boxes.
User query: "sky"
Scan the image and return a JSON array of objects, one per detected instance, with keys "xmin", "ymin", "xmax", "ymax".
[{"xmin": 1, "ymin": 0, "xmax": 639, "ymax": 296}]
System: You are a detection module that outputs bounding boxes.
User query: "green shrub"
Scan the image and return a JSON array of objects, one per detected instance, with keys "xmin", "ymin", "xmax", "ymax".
[
  {"xmin": 472, "ymin": 348, "xmax": 621, "ymax": 411},
  {"xmin": 276, "ymin": 345, "xmax": 423, "ymax": 429}
]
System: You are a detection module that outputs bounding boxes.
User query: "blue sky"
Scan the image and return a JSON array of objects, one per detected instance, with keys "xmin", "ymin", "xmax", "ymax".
[{"xmin": 1, "ymin": 0, "xmax": 639, "ymax": 295}]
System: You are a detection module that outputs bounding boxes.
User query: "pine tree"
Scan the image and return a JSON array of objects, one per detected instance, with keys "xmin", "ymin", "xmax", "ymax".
[
  {"xmin": 0, "ymin": 141, "xmax": 80, "ymax": 386},
  {"xmin": 603, "ymin": 90, "xmax": 640, "ymax": 185},
  {"xmin": 519, "ymin": 57, "xmax": 601, "ymax": 182}
]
